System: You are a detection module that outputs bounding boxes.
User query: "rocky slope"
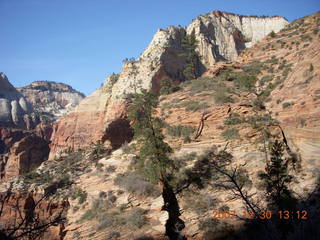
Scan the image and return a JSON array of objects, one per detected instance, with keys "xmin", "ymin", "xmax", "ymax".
[
  {"xmin": 18, "ymin": 81, "xmax": 85, "ymax": 120},
  {"xmin": 1, "ymin": 11, "xmax": 319, "ymax": 240},
  {"xmin": 0, "ymin": 73, "xmax": 38, "ymax": 129},
  {"xmin": 49, "ymin": 11, "xmax": 288, "ymax": 159}
]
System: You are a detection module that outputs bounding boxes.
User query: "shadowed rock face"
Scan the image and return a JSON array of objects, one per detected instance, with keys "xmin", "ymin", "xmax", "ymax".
[
  {"xmin": 0, "ymin": 73, "xmax": 38, "ymax": 129},
  {"xmin": 49, "ymin": 11, "xmax": 288, "ymax": 158},
  {"xmin": 0, "ymin": 134, "xmax": 50, "ymax": 182}
]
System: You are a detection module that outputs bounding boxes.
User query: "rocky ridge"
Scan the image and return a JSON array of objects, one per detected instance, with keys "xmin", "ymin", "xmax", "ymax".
[
  {"xmin": 0, "ymin": 73, "xmax": 38, "ymax": 129},
  {"xmin": 49, "ymin": 11, "xmax": 288, "ymax": 158},
  {"xmin": 18, "ymin": 81, "xmax": 85, "ymax": 120}
]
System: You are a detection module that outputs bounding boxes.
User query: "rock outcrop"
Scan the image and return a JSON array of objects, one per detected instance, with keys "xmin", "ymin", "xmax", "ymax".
[
  {"xmin": 187, "ymin": 10, "xmax": 288, "ymax": 66},
  {"xmin": 18, "ymin": 81, "xmax": 85, "ymax": 120},
  {"xmin": 49, "ymin": 11, "xmax": 288, "ymax": 158},
  {"xmin": 0, "ymin": 73, "xmax": 38, "ymax": 129},
  {"xmin": 0, "ymin": 134, "xmax": 50, "ymax": 182}
]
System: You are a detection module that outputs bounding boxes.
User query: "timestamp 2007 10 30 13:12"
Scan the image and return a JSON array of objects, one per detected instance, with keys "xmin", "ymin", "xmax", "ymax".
[{"xmin": 212, "ymin": 210, "xmax": 308, "ymax": 220}]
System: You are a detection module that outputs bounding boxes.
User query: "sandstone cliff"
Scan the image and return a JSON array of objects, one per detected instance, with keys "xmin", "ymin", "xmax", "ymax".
[
  {"xmin": 0, "ymin": 73, "xmax": 38, "ymax": 129},
  {"xmin": 18, "ymin": 81, "xmax": 85, "ymax": 120},
  {"xmin": 49, "ymin": 11, "xmax": 288, "ymax": 158}
]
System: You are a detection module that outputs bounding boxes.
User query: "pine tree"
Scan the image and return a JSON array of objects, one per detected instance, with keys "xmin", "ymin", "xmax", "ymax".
[
  {"xmin": 259, "ymin": 140, "xmax": 296, "ymax": 210},
  {"xmin": 179, "ymin": 31, "xmax": 200, "ymax": 80},
  {"xmin": 127, "ymin": 89, "xmax": 173, "ymax": 183}
]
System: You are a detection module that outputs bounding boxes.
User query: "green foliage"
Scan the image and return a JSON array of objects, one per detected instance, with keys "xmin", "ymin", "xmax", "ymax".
[
  {"xmin": 282, "ymin": 102, "xmax": 294, "ymax": 109},
  {"xmin": 109, "ymin": 73, "xmax": 120, "ymax": 85},
  {"xmin": 107, "ymin": 231, "xmax": 121, "ymax": 240},
  {"xmin": 90, "ymin": 141, "xmax": 106, "ymax": 160},
  {"xmin": 114, "ymin": 172, "xmax": 160, "ymax": 197},
  {"xmin": 247, "ymin": 114, "xmax": 278, "ymax": 129},
  {"xmin": 309, "ymin": 63, "xmax": 314, "ymax": 72},
  {"xmin": 159, "ymin": 77, "xmax": 180, "ymax": 95},
  {"xmin": 224, "ymin": 113, "xmax": 244, "ymax": 125},
  {"xmin": 71, "ymin": 187, "xmax": 88, "ymax": 204},
  {"xmin": 166, "ymin": 124, "xmax": 196, "ymax": 138},
  {"xmin": 258, "ymin": 140, "xmax": 297, "ymax": 209},
  {"xmin": 180, "ymin": 100, "xmax": 209, "ymax": 112},
  {"xmin": 180, "ymin": 32, "xmax": 200, "ymax": 80},
  {"xmin": 269, "ymin": 31, "xmax": 276, "ymax": 38},
  {"xmin": 198, "ymin": 217, "xmax": 218, "ymax": 231},
  {"xmin": 220, "ymin": 128, "xmax": 239, "ymax": 140},
  {"xmin": 126, "ymin": 208, "xmax": 148, "ymax": 229},
  {"xmin": 127, "ymin": 89, "xmax": 174, "ymax": 183},
  {"xmin": 213, "ymin": 91, "xmax": 234, "ymax": 104},
  {"xmin": 234, "ymin": 72, "xmax": 257, "ymax": 92}
]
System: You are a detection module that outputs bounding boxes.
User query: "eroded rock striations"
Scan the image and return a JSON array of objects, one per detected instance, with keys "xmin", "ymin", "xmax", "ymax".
[
  {"xmin": 49, "ymin": 11, "xmax": 288, "ymax": 158},
  {"xmin": 18, "ymin": 81, "xmax": 85, "ymax": 120},
  {"xmin": 0, "ymin": 73, "xmax": 38, "ymax": 129}
]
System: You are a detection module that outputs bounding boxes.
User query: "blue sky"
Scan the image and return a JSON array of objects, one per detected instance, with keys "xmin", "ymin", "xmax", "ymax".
[{"xmin": 1, "ymin": 0, "xmax": 319, "ymax": 95}]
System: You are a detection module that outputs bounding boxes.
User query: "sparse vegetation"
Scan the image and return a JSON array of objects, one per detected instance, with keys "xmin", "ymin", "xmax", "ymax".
[
  {"xmin": 220, "ymin": 128, "xmax": 240, "ymax": 140},
  {"xmin": 282, "ymin": 102, "xmax": 294, "ymax": 109},
  {"xmin": 114, "ymin": 172, "xmax": 160, "ymax": 197},
  {"xmin": 166, "ymin": 124, "xmax": 196, "ymax": 138},
  {"xmin": 224, "ymin": 113, "xmax": 244, "ymax": 125}
]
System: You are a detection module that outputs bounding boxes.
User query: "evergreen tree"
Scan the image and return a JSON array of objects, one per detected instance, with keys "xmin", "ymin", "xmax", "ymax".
[
  {"xmin": 127, "ymin": 89, "xmax": 173, "ymax": 183},
  {"xmin": 259, "ymin": 140, "xmax": 296, "ymax": 210},
  {"xmin": 180, "ymin": 31, "xmax": 200, "ymax": 80}
]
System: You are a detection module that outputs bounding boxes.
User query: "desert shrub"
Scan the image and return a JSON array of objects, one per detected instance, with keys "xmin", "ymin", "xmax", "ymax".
[
  {"xmin": 269, "ymin": 31, "xmax": 276, "ymax": 38},
  {"xmin": 160, "ymin": 77, "xmax": 180, "ymax": 95},
  {"xmin": 234, "ymin": 73, "xmax": 257, "ymax": 91},
  {"xmin": 181, "ymin": 100, "xmax": 209, "ymax": 112},
  {"xmin": 99, "ymin": 191, "xmax": 107, "ymax": 198},
  {"xmin": 126, "ymin": 208, "xmax": 148, "ymax": 229},
  {"xmin": 309, "ymin": 64, "xmax": 314, "ymax": 72},
  {"xmin": 241, "ymin": 61, "xmax": 264, "ymax": 75},
  {"xmin": 72, "ymin": 231, "xmax": 81, "ymax": 239},
  {"xmin": 166, "ymin": 124, "xmax": 196, "ymax": 138},
  {"xmin": 107, "ymin": 231, "xmax": 121, "ymax": 240},
  {"xmin": 198, "ymin": 217, "xmax": 218, "ymax": 231},
  {"xmin": 183, "ymin": 193, "xmax": 217, "ymax": 214},
  {"xmin": 105, "ymin": 165, "xmax": 117, "ymax": 173},
  {"xmin": 213, "ymin": 91, "xmax": 234, "ymax": 104},
  {"xmin": 224, "ymin": 113, "xmax": 244, "ymax": 125},
  {"xmin": 247, "ymin": 114, "xmax": 277, "ymax": 129},
  {"xmin": 282, "ymin": 102, "xmax": 294, "ymax": 109},
  {"xmin": 71, "ymin": 187, "xmax": 87, "ymax": 204},
  {"xmin": 252, "ymin": 97, "xmax": 266, "ymax": 110},
  {"xmin": 114, "ymin": 172, "xmax": 160, "ymax": 197},
  {"xmin": 221, "ymin": 128, "xmax": 239, "ymax": 140},
  {"xmin": 260, "ymin": 75, "xmax": 273, "ymax": 84},
  {"xmin": 96, "ymin": 211, "xmax": 126, "ymax": 230}
]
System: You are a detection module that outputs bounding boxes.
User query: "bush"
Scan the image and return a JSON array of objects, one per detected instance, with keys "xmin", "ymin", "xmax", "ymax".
[
  {"xmin": 269, "ymin": 31, "xmax": 276, "ymax": 38},
  {"xmin": 181, "ymin": 100, "xmax": 209, "ymax": 112},
  {"xmin": 71, "ymin": 187, "xmax": 87, "ymax": 204},
  {"xmin": 213, "ymin": 91, "xmax": 234, "ymax": 104},
  {"xmin": 234, "ymin": 73, "xmax": 257, "ymax": 91},
  {"xmin": 166, "ymin": 124, "xmax": 196, "ymax": 138},
  {"xmin": 107, "ymin": 231, "xmax": 121, "ymax": 240},
  {"xmin": 224, "ymin": 113, "xmax": 243, "ymax": 125},
  {"xmin": 282, "ymin": 102, "xmax": 294, "ymax": 109},
  {"xmin": 160, "ymin": 77, "xmax": 180, "ymax": 95},
  {"xmin": 198, "ymin": 217, "xmax": 218, "ymax": 231},
  {"xmin": 126, "ymin": 208, "xmax": 148, "ymax": 229},
  {"xmin": 221, "ymin": 128, "xmax": 239, "ymax": 140},
  {"xmin": 114, "ymin": 172, "xmax": 160, "ymax": 197}
]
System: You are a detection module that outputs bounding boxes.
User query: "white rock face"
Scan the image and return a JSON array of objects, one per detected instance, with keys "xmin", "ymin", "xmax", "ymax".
[
  {"xmin": 186, "ymin": 11, "xmax": 288, "ymax": 66},
  {"xmin": 50, "ymin": 10, "xmax": 290, "ymax": 156},
  {"xmin": 0, "ymin": 72, "xmax": 36, "ymax": 129},
  {"xmin": 18, "ymin": 81, "xmax": 85, "ymax": 120},
  {"xmin": 105, "ymin": 11, "xmax": 288, "ymax": 100}
]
